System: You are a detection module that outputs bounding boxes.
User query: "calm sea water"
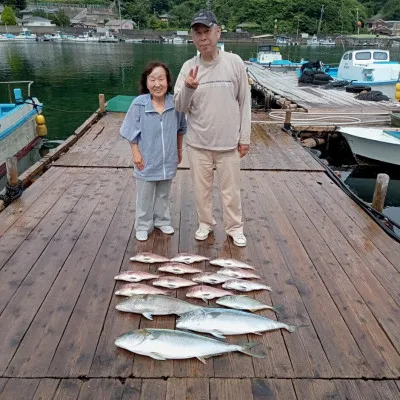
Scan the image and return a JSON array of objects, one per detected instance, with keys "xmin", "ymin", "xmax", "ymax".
[{"xmin": 0, "ymin": 41, "xmax": 399, "ymax": 227}]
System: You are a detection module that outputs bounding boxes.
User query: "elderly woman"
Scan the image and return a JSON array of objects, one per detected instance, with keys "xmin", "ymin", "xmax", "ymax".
[{"xmin": 120, "ymin": 62, "xmax": 187, "ymax": 241}]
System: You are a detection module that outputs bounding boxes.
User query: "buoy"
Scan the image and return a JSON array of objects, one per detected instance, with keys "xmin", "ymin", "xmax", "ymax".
[
  {"xmin": 35, "ymin": 114, "xmax": 47, "ymax": 137},
  {"xmin": 395, "ymin": 83, "xmax": 400, "ymax": 102}
]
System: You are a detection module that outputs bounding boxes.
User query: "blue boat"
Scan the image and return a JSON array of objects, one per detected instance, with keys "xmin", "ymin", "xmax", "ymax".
[{"xmin": 249, "ymin": 44, "xmax": 306, "ymax": 68}]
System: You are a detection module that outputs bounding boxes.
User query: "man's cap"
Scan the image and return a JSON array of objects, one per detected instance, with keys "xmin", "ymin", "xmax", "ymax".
[{"xmin": 190, "ymin": 9, "xmax": 218, "ymax": 28}]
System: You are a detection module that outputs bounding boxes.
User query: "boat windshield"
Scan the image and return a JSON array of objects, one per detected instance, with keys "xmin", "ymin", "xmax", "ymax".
[
  {"xmin": 373, "ymin": 52, "xmax": 389, "ymax": 60},
  {"xmin": 258, "ymin": 45, "xmax": 280, "ymax": 53}
]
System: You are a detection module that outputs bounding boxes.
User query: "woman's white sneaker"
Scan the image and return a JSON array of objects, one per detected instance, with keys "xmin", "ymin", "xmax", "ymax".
[
  {"xmin": 231, "ymin": 233, "xmax": 247, "ymax": 247},
  {"xmin": 195, "ymin": 228, "xmax": 212, "ymax": 241},
  {"xmin": 135, "ymin": 231, "xmax": 148, "ymax": 241},
  {"xmin": 157, "ymin": 225, "xmax": 174, "ymax": 234}
]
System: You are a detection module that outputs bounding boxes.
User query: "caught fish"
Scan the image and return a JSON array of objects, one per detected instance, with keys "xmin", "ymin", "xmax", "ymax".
[
  {"xmin": 115, "ymin": 283, "xmax": 171, "ymax": 297},
  {"xmin": 217, "ymin": 268, "xmax": 261, "ymax": 280},
  {"xmin": 222, "ymin": 280, "xmax": 272, "ymax": 292},
  {"xmin": 114, "ymin": 271, "xmax": 159, "ymax": 283},
  {"xmin": 158, "ymin": 262, "xmax": 202, "ymax": 275},
  {"xmin": 170, "ymin": 253, "xmax": 210, "ymax": 264},
  {"xmin": 177, "ymin": 308, "xmax": 296, "ymax": 338},
  {"xmin": 186, "ymin": 285, "xmax": 234, "ymax": 303},
  {"xmin": 115, "ymin": 328, "xmax": 265, "ymax": 363},
  {"xmin": 130, "ymin": 252, "xmax": 170, "ymax": 264},
  {"xmin": 209, "ymin": 258, "xmax": 256, "ymax": 270},
  {"xmin": 116, "ymin": 294, "xmax": 203, "ymax": 320},
  {"xmin": 152, "ymin": 276, "xmax": 196, "ymax": 289},
  {"xmin": 216, "ymin": 295, "xmax": 282, "ymax": 313},
  {"xmin": 192, "ymin": 272, "xmax": 233, "ymax": 285}
]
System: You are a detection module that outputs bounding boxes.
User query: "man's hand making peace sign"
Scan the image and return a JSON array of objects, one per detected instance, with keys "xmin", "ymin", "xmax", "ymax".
[{"xmin": 185, "ymin": 65, "xmax": 199, "ymax": 89}]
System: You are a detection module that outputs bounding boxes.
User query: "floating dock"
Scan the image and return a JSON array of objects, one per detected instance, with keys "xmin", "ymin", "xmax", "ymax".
[{"xmin": 0, "ymin": 107, "xmax": 399, "ymax": 398}]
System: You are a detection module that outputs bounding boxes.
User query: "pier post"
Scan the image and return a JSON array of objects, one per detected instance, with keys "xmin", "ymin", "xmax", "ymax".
[
  {"xmin": 99, "ymin": 94, "xmax": 105, "ymax": 113},
  {"xmin": 284, "ymin": 111, "xmax": 292, "ymax": 130},
  {"xmin": 0, "ymin": 157, "xmax": 19, "ymax": 212},
  {"xmin": 372, "ymin": 173, "xmax": 390, "ymax": 213}
]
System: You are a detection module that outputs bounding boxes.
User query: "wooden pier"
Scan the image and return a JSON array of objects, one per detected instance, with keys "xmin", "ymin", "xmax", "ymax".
[{"xmin": 0, "ymin": 111, "xmax": 399, "ymax": 399}]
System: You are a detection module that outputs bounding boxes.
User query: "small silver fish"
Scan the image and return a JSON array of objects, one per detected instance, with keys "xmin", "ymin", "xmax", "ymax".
[
  {"xmin": 116, "ymin": 294, "xmax": 203, "ymax": 320},
  {"xmin": 114, "ymin": 271, "xmax": 159, "ymax": 283},
  {"xmin": 115, "ymin": 283, "xmax": 171, "ymax": 297},
  {"xmin": 170, "ymin": 253, "xmax": 210, "ymax": 264},
  {"xmin": 216, "ymin": 295, "xmax": 282, "ymax": 313},
  {"xmin": 192, "ymin": 272, "xmax": 233, "ymax": 285},
  {"xmin": 130, "ymin": 252, "xmax": 170, "ymax": 264},
  {"xmin": 152, "ymin": 276, "xmax": 197, "ymax": 289},
  {"xmin": 217, "ymin": 268, "xmax": 261, "ymax": 280},
  {"xmin": 209, "ymin": 258, "xmax": 256, "ymax": 270},
  {"xmin": 186, "ymin": 285, "xmax": 234, "ymax": 303},
  {"xmin": 115, "ymin": 328, "xmax": 265, "ymax": 363},
  {"xmin": 222, "ymin": 280, "xmax": 272, "ymax": 292},
  {"xmin": 158, "ymin": 262, "xmax": 202, "ymax": 275}
]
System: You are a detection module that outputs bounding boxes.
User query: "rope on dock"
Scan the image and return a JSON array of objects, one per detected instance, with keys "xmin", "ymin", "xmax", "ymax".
[{"xmin": 0, "ymin": 180, "xmax": 23, "ymax": 207}]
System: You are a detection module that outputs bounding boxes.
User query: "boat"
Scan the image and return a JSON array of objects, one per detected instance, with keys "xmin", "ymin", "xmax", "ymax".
[
  {"xmin": 326, "ymin": 49, "xmax": 400, "ymax": 99},
  {"xmin": 249, "ymin": 44, "xmax": 305, "ymax": 68},
  {"xmin": 13, "ymin": 28, "xmax": 37, "ymax": 40},
  {"xmin": 0, "ymin": 81, "xmax": 45, "ymax": 175},
  {"xmin": 307, "ymin": 35, "xmax": 335, "ymax": 46},
  {"xmin": 338, "ymin": 127, "xmax": 400, "ymax": 166}
]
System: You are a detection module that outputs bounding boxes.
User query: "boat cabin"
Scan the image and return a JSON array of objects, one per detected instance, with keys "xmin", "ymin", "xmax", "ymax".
[{"xmin": 256, "ymin": 44, "xmax": 282, "ymax": 64}]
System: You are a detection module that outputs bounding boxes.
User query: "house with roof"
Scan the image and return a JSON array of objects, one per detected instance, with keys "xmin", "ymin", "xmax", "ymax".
[
  {"xmin": 235, "ymin": 22, "xmax": 261, "ymax": 33},
  {"xmin": 158, "ymin": 13, "xmax": 169, "ymax": 23},
  {"xmin": 365, "ymin": 17, "xmax": 400, "ymax": 36},
  {"xmin": 105, "ymin": 19, "xmax": 135, "ymax": 32},
  {"xmin": 21, "ymin": 16, "xmax": 55, "ymax": 27}
]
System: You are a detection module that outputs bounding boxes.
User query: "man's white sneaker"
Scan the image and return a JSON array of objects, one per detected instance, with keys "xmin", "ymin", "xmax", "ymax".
[
  {"xmin": 195, "ymin": 228, "xmax": 212, "ymax": 241},
  {"xmin": 135, "ymin": 231, "xmax": 148, "ymax": 241},
  {"xmin": 231, "ymin": 233, "xmax": 247, "ymax": 247},
  {"xmin": 157, "ymin": 225, "xmax": 174, "ymax": 234}
]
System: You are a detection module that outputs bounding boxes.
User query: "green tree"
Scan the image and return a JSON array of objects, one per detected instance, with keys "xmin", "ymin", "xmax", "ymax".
[
  {"xmin": 50, "ymin": 9, "xmax": 70, "ymax": 27},
  {"xmin": 1, "ymin": 6, "xmax": 17, "ymax": 25}
]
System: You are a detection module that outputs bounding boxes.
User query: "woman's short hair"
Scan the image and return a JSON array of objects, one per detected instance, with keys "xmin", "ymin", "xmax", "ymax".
[{"xmin": 139, "ymin": 62, "xmax": 173, "ymax": 94}]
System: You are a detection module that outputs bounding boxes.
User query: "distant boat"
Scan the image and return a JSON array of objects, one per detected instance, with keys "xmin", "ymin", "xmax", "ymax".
[
  {"xmin": 307, "ymin": 35, "xmax": 335, "ymax": 46},
  {"xmin": 14, "ymin": 28, "xmax": 37, "ymax": 40},
  {"xmin": 339, "ymin": 127, "xmax": 400, "ymax": 166},
  {"xmin": 0, "ymin": 81, "xmax": 44, "ymax": 175},
  {"xmin": 249, "ymin": 44, "xmax": 305, "ymax": 67}
]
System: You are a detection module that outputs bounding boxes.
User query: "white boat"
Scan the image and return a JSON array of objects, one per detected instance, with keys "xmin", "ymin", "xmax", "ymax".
[
  {"xmin": 307, "ymin": 35, "xmax": 335, "ymax": 46},
  {"xmin": 330, "ymin": 49, "xmax": 400, "ymax": 98},
  {"xmin": 249, "ymin": 44, "xmax": 304, "ymax": 67},
  {"xmin": 339, "ymin": 127, "xmax": 400, "ymax": 166},
  {"xmin": 0, "ymin": 81, "xmax": 44, "ymax": 175},
  {"xmin": 13, "ymin": 28, "xmax": 37, "ymax": 40}
]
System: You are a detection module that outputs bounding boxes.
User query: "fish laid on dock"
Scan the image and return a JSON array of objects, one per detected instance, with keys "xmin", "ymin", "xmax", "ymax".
[
  {"xmin": 115, "ymin": 283, "xmax": 171, "ymax": 297},
  {"xmin": 192, "ymin": 272, "xmax": 233, "ymax": 285},
  {"xmin": 186, "ymin": 285, "xmax": 234, "ymax": 302},
  {"xmin": 176, "ymin": 308, "xmax": 296, "ymax": 338},
  {"xmin": 115, "ymin": 294, "xmax": 203, "ymax": 320},
  {"xmin": 158, "ymin": 262, "xmax": 202, "ymax": 275},
  {"xmin": 210, "ymin": 258, "xmax": 256, "ymax": 270},
  {"xmin": 130, "ymin": 252, "xmax": 170, "ymax": 263},
  {"xmin": 115, "ymin": 328, "xmax": 265, "ymax": 363},
  {"xmin": 170, "ymin": 253, "xmax": 210, "ymax": 264},
  {"xmin": 217, "ymin": 268, "xmax": 261, "ymax": 280},
  {"xmin": 222, "ymin": 280, "xmax": 272, "ymax": 292},
  {"xmin": 216, "ymin": 295, "xmax": 282, "ymax": 313},
  {"xmin": 114, "ymin": 271, "xmax": 159, "ymax": 283},
  {"xmin": 152, "ymin": 276, "xmax": 196, "ymax": 289}
]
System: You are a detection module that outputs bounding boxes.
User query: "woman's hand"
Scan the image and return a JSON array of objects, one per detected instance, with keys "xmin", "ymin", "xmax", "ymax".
[
  {"xmin": 132, "ymin": 150, "xmax": 145, "ymax": 171},
  {"xmin": 178, "ymin": 148, "xmax": 183, "ymax": 164}
]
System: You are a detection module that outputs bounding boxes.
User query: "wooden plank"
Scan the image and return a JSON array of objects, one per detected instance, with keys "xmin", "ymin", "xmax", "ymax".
[
  {"xmin": 293, "ymin": 379, "xmax": 341, "ymax": 400},
  {"xmin": 140, "ymin": 379, "xmax": 167, "ymax": 400},
  {"xmin": 210, "ymin": 378, "xmax": 253, "ymax": 400},
  {"xmin": 53, "ymin": 379, "xmax": 81, "ymax": 400},
  {"xmin": 77, "ymin": 379, "xmax": 125, "ymax": 399},
  {"xmin": 32, "ymin": 379, "xmax": 60, "ymax": 400},
  {"xmin": 121, "ymin": 379, "xmax": 142, "ymax": 400},
  {"xmin": 252, "ymin": 379, "xmax": 297, "ymax": 400},
  {"xmin": 0, "ymin": 378, "xmax": 39, "ymax": 400},
  {"xmin": 257, "ymin": 171, "xmax": 371, "ymax": 378},
  {"xmin": 166, "ymin": 378, "xmax": 210, "ymax": 400},
  {"xmin": 5, "ymin": 169, "xmax": 124, "ymax": 377},
  {"xmin": 334, "ymin": 380, "xmax": 382, "ymax": 400},
  {"xmin": 374, "ymin": 381, "xmax": 400, "ymax": 400},
  {"xmin": 0, "ymin": 380, "xmax": 7, "ymax": 396},
  {"xmin": 242, "ymin": 172, "xmax": 333, "ymax": 378}
]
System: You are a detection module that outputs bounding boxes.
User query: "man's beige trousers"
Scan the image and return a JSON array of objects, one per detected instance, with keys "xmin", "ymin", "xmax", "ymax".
[{"xmin": 187, "ymin": 145, "xmax": 244, "ymax": 235}]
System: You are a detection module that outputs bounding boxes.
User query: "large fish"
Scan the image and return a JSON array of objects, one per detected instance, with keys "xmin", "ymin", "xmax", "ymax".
[
  {"xmin": 152, "ymin": 276, "xmax": 196, "ymax": 289},
  {"xmin": 192, "ymin": 272, "xmax": 233, "ymax": 285},
  {"xmin": 170, "ymin": 253, "xmax": 210, "ymax": 264},
  {"xmin": 176, "ymin": 308, "xmax": 296, "ymax": 338},
  {"xmin": 209, "ymin": 258, "xmax": 256, "ymax": 270},
  {"xmin": 115, "ymin": 283, "xmax": 171, "ymax": 297},
  {"xmin": 114, "ymin": 271, "xmax": 159, "ymax": 283},
  {"xmin": 115, "ymin": 328, "xmax": 265, "ymax": 363},
  {"xmin": 116, "ymin": 294, "xmax": 203, "ymax": 320},
  {"xmin": 158, "ymin": 262, "xmax": 202, "ymax": 275},
  {"xmin": 222, "ymin": 280, "xmax": 272, "ymax": 292},
  {"xmin": 186, "ymin": 285, "xmax": 234, "ymax": 303},
  {"xmin": 130, "ymin": 252, "xmax": 170, "ymax": 264},
  {"xmin": 216, "ymin": 295, "xmax": 282, "ymax": 314},
  {"xmin": 217, "ymin": 268, "xmax": 261, "ymax": 280}
]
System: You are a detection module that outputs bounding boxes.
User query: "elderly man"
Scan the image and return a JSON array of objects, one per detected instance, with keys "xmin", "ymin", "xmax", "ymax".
[{"xmin": 174, "ymin": 9, "xmax": 251, "ymax": 247}]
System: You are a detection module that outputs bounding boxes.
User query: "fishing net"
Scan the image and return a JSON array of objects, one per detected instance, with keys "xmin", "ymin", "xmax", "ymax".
[{"xmin": 355, "ymin": 91, "xmax": 390, "ymax": 102}]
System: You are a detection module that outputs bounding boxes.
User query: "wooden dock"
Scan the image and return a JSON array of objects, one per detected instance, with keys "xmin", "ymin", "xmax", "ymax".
[{"xmin": 0, "ymin": 111, "xmax": 399, "ymax": 399}]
